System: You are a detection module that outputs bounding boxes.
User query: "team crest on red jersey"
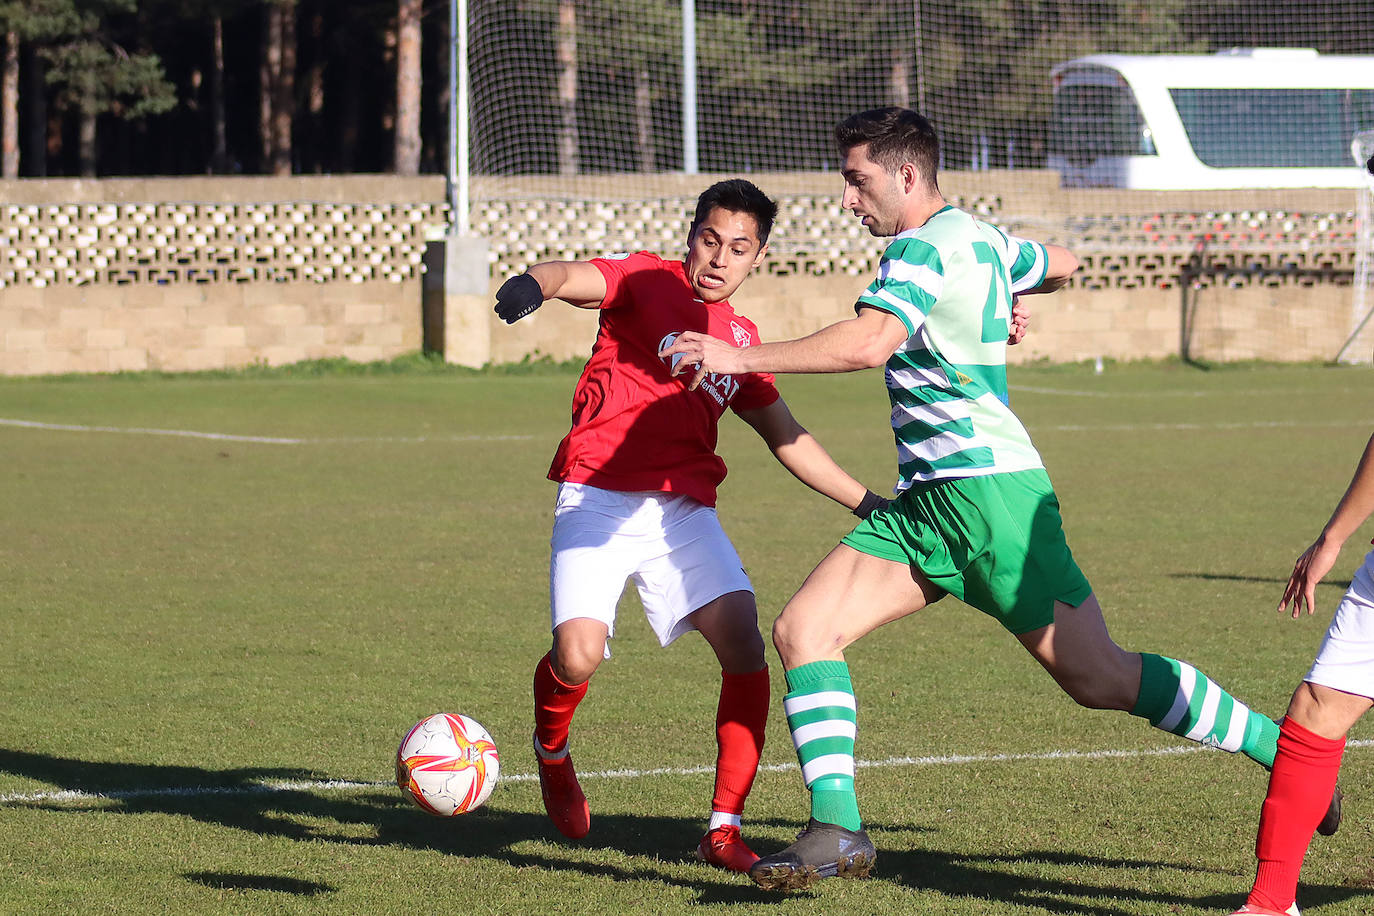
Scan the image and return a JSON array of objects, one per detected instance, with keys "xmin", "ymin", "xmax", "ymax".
[
  {"xmin": 658, "ymin": 330, "xmax": 739, "ymax": 407},
  {"xmin": 731, "ymin": 321, "xmax": 752, "ymax": 347}
]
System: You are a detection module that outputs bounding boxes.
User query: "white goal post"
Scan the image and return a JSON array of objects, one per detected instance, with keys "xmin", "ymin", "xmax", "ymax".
[{"xmin": 1337, "ymin": 129, "xmax": 1374, "ymax": 364}]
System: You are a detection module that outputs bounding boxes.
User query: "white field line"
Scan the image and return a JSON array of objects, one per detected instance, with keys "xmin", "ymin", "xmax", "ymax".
[
  {"xmin": 0, "ymin": 417, "xmax": 532, "ymax": 445},
  {"xmin": 1010, "ymin": 383, "xmax": 1369, "ymax": 399},
  {"xmin": 0, "ymin": 413, "xmax": 1353, "ymax": 444},
  {"xmin": 1041, "ymin": 419, "xmax": 1356, "ymax": 433},
  {"xmin": 4, "ymin": 740, "xmax": 1371, "ymax": 807},
  {"xmin": 1012, "ymin": 384, "xmax": 1144, "ymax": 398}
]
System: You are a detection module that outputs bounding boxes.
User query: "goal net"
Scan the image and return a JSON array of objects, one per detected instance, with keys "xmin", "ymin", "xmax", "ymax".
[
  {"xmin": 464, "ymin": 1, "xmax": 1374, "ymax": 362},
  {"xmin": 467, "ymin": 1, "xmax": 1372, "ymax": 187}
]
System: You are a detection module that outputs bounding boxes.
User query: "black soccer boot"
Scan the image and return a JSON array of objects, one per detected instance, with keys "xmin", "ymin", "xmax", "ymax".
[
  {"xmin": 748, "ymin": 818, "xmax": 876, "ymax": 891},
  {"xmin": 1316, "ymin": 783, "xmax": 1342, "ymax": 837}
]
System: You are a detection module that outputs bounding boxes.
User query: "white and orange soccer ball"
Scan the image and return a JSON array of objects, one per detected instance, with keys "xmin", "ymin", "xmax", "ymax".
[{"xmin": 395, "ymin": 713, "xmax": 500, "ymax": 816}]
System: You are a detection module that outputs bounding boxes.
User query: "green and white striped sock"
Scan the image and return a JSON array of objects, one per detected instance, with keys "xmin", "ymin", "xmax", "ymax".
[
  {"xmin": 1132, "ymin": 652, "xmax": 1278, "ymax": 767},
  {"xmin": 783, "ymin": 660, "xmax": 861, "ymax": 831}
]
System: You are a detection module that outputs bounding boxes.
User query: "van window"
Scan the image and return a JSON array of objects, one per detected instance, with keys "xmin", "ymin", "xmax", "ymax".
[
  {"xmin": 1169, "ymin": 88, "xmax": 1374, "ymax": 168},
  {"xmin": 1051, "ymin": 82, "xmax": 1157, "ymax": 162}
]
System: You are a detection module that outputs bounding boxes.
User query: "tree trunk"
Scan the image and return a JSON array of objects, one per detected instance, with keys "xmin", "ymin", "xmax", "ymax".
[
  {"xmin": 338, "ymin": 41, "xmax": 360, "ymax": 172},
  {"xmin": 260, "ymin": 4, "xmax": 279, "ymax": 171},
  {"xmin": 271, "ymin": 1, "xmax": 296, "ymax": 175},
  {"xmin": 21, "ymin": 42, "xmax": 42, "ymax": 176},
  {"xmin": 305, "ymin": 3, "xmax": 325, "ymax": 173},
  {"xmin": 210, "ymin": 16, "xmax": 229, "ymax": 173},
  {"xmin": 556, "ymin": 0, "xmax": 577, "ymax": 175},
  {"xmin": 394, "ymin": 0, "xmax": 422, "ymax": 175},
  {"xmin": 2, "ymin": 31, "xmax": 18, "ymax": 178},
  {"xmin": 634, "ymin": 68, "xmax": 653, "ymax": 173},
  {"xmin": 78, "ymin": 108, "xmax": 96, "ymax": 177}
]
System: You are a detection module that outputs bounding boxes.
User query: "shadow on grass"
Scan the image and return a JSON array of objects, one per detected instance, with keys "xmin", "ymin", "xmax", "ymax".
[
  {"xmin": 1168, "ymin": 571, "xmax": 1352, "ymax": 590},
  {"xmin": 184, "ymin": 872, "xmax": 334, "ymax": 896},
  {"xmin": 875, "ymin": 845, "xmax": 1358, "ymax": 915},
  {"xmin": 4, "ymin": 747, "xmax": 1371, "ymax": 912}
]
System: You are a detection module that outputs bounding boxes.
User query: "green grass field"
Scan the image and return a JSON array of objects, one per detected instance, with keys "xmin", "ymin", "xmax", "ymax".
[{"xmin": 2, "ymin": 360, "xmax": 1373, "ymax": 915}]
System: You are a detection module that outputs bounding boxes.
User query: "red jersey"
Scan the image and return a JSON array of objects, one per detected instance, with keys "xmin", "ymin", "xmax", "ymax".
[{"xmin": 547, "ymin": 251, "xmax": 780, "ymax": 507}]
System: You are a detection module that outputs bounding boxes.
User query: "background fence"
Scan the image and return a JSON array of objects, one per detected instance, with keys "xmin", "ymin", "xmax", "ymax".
[{"xmin": 1, "ymin": 1, "xmax": 1373, "ymax": 374}]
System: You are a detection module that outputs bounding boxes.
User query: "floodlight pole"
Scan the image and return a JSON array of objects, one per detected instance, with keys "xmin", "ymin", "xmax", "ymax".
[{"xmin": 682, "ymin": 0, "xmax": 698, "ymax": 174}]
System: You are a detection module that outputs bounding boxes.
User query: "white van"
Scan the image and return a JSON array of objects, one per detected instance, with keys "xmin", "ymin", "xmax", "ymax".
[{"xmin": 1047, "ymin": 49, "xmax": 1374, "ymax": 189}]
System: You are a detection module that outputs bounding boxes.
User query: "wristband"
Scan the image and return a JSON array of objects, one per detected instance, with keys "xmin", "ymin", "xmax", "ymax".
[{"xmin": 853, "ymin": 489, "xmax": 889, "ymax": 520}]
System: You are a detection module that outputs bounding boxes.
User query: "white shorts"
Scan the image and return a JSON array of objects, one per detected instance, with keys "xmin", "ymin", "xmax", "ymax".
[
  {"xmin": 1305, "ymin": 548, "xmax": 1374, "ymax": 699},
  {"xmin": 548, "ymin": 482, "xmax": 753, "ymax": 650}
]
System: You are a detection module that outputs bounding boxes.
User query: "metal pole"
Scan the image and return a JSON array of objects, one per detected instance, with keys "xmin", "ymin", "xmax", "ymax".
[
  {"xmin": 447, "ymin": 0, "xmax": 471, "ymax": 235},
  {"xmin": 913, "ymin": 0, "xmax": 925, "ymax": 112},
  {"xmin": 682, "ymin": 0, "xmax": 698, "ymax": 174},
  {"xmin": 457, "ymin": 0, "xmax": 471, "ymax": 235},
  {"xmin": 446, "ymin": 0, "xmax": 456, "ymax": 228}
]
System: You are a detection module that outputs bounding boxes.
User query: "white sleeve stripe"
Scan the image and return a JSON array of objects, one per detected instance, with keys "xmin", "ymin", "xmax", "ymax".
[
  {"xmin": 873, "ymin": 286, "xmax": 928, "ymax": 321},
  {"xmin": 880, "ymin": 260, "xmax": 944, "ymax": 299},
  {"xmin": 1008, "ymin": 241, "xmax": 1048, "ymax": 293}
]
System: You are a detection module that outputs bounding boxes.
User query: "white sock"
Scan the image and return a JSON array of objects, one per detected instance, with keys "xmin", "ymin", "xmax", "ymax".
[
  {"xmin": 709, "ymin": 811, "xmax": 741, "ymax": 831},
  {"xmin": 532, "ymin": 733, "xmax": 569, "ymax": 762}
]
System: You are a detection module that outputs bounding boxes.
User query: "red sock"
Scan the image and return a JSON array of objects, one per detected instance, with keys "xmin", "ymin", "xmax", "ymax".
[
  {"xmin": 711, "ymin": 666, "xmax": 769, "ymax": 816},
  {"xmin": 1248, "ymin": 715, "xmax": 1346, "ymax": 912},
  {"xmin": 533, "ymin": 652, "xmax": 588, "ymax": 756}
]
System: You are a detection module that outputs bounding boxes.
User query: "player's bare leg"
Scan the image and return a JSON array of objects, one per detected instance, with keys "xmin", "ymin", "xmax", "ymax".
[
  {"xmin": 771, "ymin": 545, "xmax": 945, "ymax": 667},
  {"xmin": 752, "ymin": 545, "xmax": 943, "ymax": 890},
  {"xmin": 689, "ymin": 590, "xmax": 769, "ymax": 872},
  {"xmin": 1016, "ymin": 595, "xmax": 1341, "ymax": 834},
  {"xmin": 532, "ymin": 617, "xmax": 607, "ymax": 840},
  {"xmin": 1014, "ymin": 595, "xmax": 1139, "ymax": 711},
  {"xmin": 1287, "ymin": 681, "xmax": 1371, "ymax": 739},
  {"xmin": 1019, "ymin": 594, "xmax": 1288, "ymax": 757}
]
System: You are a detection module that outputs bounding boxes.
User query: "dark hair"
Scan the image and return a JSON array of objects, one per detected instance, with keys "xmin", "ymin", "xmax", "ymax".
[
  {"xmin": 835, "ymin": 107, "xmax": 940, "ymax": 192},
  {"xmin": 690, "ymin": 179, "xmax": 778, "ymax": 246}
]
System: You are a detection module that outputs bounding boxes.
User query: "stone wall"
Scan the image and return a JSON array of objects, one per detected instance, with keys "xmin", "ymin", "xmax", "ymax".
[{"xmin": 0, "ymin": 172, "xmax": 1365, "ymax": 375}]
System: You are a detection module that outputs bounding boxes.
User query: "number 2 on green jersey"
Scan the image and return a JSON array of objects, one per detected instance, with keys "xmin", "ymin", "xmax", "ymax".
[{"xmin": 973, "ymin": 241, "xmax": 1009, "ymax": 343}]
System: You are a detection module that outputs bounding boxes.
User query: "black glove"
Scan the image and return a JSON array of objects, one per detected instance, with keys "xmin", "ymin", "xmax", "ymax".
[
  {"xmin": 494, "ymin": 274, "xmax": 544, "ymax": 324},
  {"xmin": 853, "ymin": 489, "xmax": 890, "ymax": 520}
]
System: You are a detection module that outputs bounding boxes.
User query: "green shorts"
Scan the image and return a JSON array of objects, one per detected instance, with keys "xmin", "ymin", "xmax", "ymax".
[{"xmin": 842, "ymin": 468, "xmax": 1092, "ymax": 635}]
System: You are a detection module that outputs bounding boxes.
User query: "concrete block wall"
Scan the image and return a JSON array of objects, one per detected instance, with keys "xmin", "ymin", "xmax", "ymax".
[{"xmin": 0, "ymin": 173, "xmax": 1365, "ymax": 375}]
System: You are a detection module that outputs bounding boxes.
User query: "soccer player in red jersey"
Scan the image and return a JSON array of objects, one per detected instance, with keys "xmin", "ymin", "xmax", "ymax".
[
  {"xmin": 1228, "ymin": 431, "xmax": 1374, "ymax": 916},
  {"xmin": 492, "ymin": 179, "xmax": 893, "ymax": 872}
]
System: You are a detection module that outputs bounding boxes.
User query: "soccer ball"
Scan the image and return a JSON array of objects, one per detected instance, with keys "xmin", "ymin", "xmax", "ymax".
[{"xmin": 395, "ymin": 713, "xmax": 500, "ymax": 816}]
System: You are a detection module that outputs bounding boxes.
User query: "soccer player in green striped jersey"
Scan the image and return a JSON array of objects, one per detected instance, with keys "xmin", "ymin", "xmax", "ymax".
[{"xmin": 660, "ymin": 107, "xmax": 1339, "ymax": 891}]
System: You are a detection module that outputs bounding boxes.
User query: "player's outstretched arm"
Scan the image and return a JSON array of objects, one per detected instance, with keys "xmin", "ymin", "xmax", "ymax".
[
  {"xmin": 1279, "ymin": 432, "xmax": 1374, "ymax": 618},
  {"xmin": 1005, "ymin": 243, "xmax": 1077, "ymax": 343},
  {"xmin": 493, "ymin": 260, "xmax": 608, "ymax": 323},
  {"xmin": 1020, "ymin": 244, "xmax": 1079, "ymax": 295},
  {"xmin": 660, "ymin": 307, "xmax": 907, "ymax": 390},
  {"xmin": 735, "ymin": 398, "xmax": 887, "ymax": 518}
]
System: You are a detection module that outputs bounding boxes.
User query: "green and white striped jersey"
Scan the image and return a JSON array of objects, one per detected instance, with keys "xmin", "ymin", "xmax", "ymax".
[{"xmin": 856, "ymin": 205, "xmax": 1049, "ymax": 491}]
